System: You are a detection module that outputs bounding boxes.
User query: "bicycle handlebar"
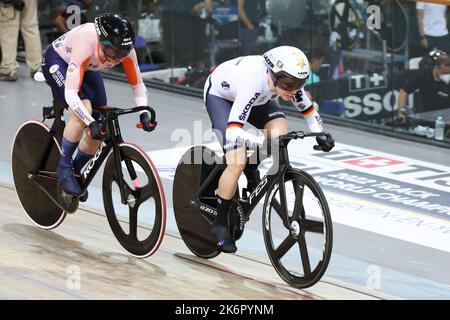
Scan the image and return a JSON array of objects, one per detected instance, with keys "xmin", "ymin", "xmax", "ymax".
[
  {"xmin": 278, "ymin": 131, "xmax": 332, "ymax": 152},
  {"xmin": 279, "ymin": 131, "xmax": 330, "ymax": 142},
  {"xmin": 96, "ymin": 106, "xmax": 157, "ymax": 132},
  {"xmin": 101, "ymin": 106, "xmax": 156, "ymax": 123}
]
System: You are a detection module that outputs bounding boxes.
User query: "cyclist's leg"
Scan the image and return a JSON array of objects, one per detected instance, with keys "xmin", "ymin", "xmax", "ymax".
[
  {"xmin": 57, "ymin": 99, "xmax": 93, "ymax": 196},
  {"xmin": 205, "ymin": 94, "xmax": 244, "ymax": 252},
  {"xmin": 206, "ymin": 94, "xmax": 247, "ymax": 199},
  {"xmin": 248, "ymin": 99, "xmax": 288, "ymax": 139},
  {"xmin": 70, "ymin": 72, "xmax": 106, "ymax": 202},
  {"xmin": 244, "ymin": 100, "xmax": 287, "ymax": 186},
  {"xmin": 73, "ymin": 71, "xmax": 106, "ymax": 174},
  {"xmin": 42, "ymin": 46, "xmax": 84, "ymax": 196}
]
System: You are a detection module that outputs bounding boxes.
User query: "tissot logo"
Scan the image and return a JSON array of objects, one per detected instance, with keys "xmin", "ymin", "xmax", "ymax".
[{"xmin": 239, "ymin": 93, "xmax": 260, "ymax": 121}]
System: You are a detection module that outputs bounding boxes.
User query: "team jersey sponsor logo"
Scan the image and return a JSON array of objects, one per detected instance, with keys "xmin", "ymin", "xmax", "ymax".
[
  {"xmin": 73, "ymin": 102, "xmax": 88, "ymax": 121},
  {"xmin": 52, "ymin": 72, "xmax": 65, "ymax": 87},
  {"xmin": 50, "ymin": 64, "xmax": 65, "ymax": 87},
  {"xmin": 294, "ymin": 90, "xmax": 305, "ymax": 104},
  {"xmin": 315, "ymin": 115, "xmax": 323, "ymax": 130},
  {"xmin": 67, "ymin": 63, "xmax": 79, "ymax": 77},
  {"xmin": 49, "ymin": 64, "xmax": 59, "ymax": 74},
  {"xmin": 239, "ymin": 93, "xmax": 260, "ymax": 121},
  {"xmin": 268, "ymin": 111, "xmax": 285, "ymax": 118},
  {"xmin": 221, "ymin": 81, "xmax": 230, "ymax": 90}
]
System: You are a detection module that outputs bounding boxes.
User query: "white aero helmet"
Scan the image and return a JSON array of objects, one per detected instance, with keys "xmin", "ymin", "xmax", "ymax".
[{"xmin": 263, "ymin": 46, "xmax": 310, "ymax": 90}]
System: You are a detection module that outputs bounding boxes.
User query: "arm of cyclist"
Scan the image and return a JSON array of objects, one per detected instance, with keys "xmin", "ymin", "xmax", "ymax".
[
  {"xmin": 64, "ymin": 41, "xmax": 96, "ymax": 128},
  {"xmin": 122, "ymin": 51, "xmax": 156, "ymax": 131},
  {"xmin": 292, "ymin": 89, "xmax": 335, "ymax": 152}
]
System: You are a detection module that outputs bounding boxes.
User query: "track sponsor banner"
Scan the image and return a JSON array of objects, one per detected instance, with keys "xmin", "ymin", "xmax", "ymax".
[
  {"xmin": 289, "ymin": 150, "xmax": 450, "ymax": 220},
  {"xmin": 146, "ymin": 140, "xmax": 450, "ymax": 251},
  {"xmin": 306, "ymin": 70, "xmax": 420, "ymax": 121}
]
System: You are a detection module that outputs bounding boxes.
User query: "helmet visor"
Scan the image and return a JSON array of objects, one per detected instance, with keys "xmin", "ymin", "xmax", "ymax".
[
  {"xmin": 272, "ymin": 71, "xmax": 308, "ymax": 91},
  {"xmin": 102, "ymin": 43, "xmax": 131, "ymax": 60}
]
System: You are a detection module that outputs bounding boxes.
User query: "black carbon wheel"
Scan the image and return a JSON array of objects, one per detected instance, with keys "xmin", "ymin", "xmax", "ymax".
[
  {"xmin": 263, "ymin": 168, "xmax": 333, "ymax": 288},
  {"xmin": 173, "ymin": 146, "xmax": 223, "ymax": 259},
  {"xmin": 11, "ymin": 120, "xmax": 66, "ymax": 229},
  {"xmin": 102, "ymin": 142, "xmax": 166, "ymax": 258}
]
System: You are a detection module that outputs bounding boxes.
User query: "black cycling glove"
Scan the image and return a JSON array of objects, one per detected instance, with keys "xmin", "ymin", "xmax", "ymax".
[
  {"xmin": 140, "ymin": 112, "xmax": 157, "ymax": 132},
  {"xmin": 88, "ymin": 121, "xmax": 106, "ymax": 141},
  {"xmin": 316, "ymin": 134, "xmax": 335, "ymax": 152}
]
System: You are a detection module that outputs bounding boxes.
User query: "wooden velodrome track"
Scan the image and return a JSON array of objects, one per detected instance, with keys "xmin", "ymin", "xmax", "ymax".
[{"xmin": 0, "ymin": 182, "xmax": 395, "ymax": 300}]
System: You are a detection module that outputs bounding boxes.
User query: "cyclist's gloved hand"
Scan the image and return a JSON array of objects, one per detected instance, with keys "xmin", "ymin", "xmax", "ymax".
[
  {"xmin": 316, "ymin": 134, "xmax": 335, "ymax": 152},
  {"xmin": 88, "ymin": 121, "xmax": 106, "ymax": 141},
  {"xmin": 140, "ymin": 112, "xmax": 157, "ymax": 132}
]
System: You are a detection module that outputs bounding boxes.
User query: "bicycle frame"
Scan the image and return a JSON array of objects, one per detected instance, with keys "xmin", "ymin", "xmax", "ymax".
[
  {"xmin": 78, "ymin": 106, "xmax": 154, "ymax": 205},
  {"xmin": 191, "ymin": 161, "xmax": 288, "ymax": 226},
  {"xmin": 30, "ymin": 103, "xmax": 155, "ymax": 207},
  {"xmin": 191, "ymin": 133, "xmax": 324, "ymax": 231}
]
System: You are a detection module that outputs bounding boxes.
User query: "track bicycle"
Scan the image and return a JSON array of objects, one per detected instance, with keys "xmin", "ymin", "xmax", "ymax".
[
  {"xmin": 173, "ymin": 131, "xmax": 333, "ymax": 288},
  {"xmin": 11, "ymin": 88, "xmax": 166, "ymax": 258}
]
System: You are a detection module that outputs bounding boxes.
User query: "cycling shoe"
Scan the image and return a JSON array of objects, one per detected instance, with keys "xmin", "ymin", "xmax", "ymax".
[
  {"xmin": 79, "ymin": 190, "xmax": 88, "ymax": 202},
  {"xmin": 56, "ymin": 163, "xmax": 82, "ymax": 196},
  {"xmin": 212, "ymin": 224, "xmax": 237, "ymax": 253}
]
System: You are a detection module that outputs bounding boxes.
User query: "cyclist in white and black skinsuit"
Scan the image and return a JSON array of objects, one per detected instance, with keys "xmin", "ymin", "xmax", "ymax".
[{"xmin": 204, "ymin": 46, "xmax": 335, "ymax": 253}]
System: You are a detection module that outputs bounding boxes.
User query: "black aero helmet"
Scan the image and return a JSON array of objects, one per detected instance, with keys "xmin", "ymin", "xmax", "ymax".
[{"xmin": 94, "ymin": 13, "xmax": 135, "ymax": 60}]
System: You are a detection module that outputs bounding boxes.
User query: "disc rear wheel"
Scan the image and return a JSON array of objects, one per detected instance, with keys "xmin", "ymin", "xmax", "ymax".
[
  {"xmin": 12, "ymin": 121, "xmax": 66, "ymax": 229},
  {"xmin": 173, "ymin": 146, "xmax": 223, "ymax": 259}
]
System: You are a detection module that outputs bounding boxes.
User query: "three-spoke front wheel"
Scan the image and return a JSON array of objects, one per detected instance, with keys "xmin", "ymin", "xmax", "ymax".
[
  {"xmin": 102, "ymin": 143, "xmax": 166, "ymax": 258},
  {"xmin": 263, "ymin": 168, "xmax": 333, "ymax": 288}
]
